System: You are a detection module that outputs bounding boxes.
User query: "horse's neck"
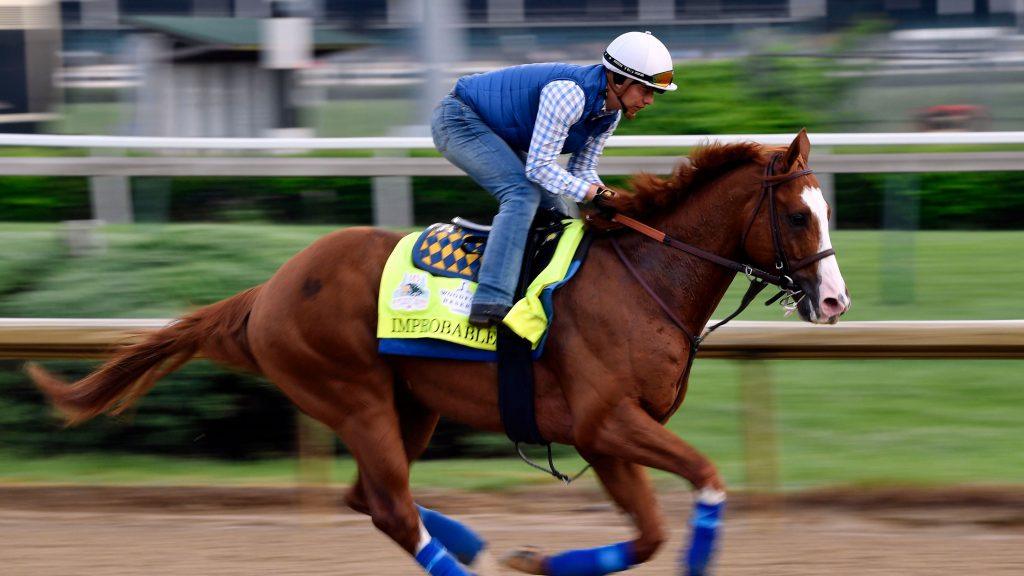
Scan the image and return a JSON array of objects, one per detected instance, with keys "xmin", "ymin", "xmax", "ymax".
[{"xmin": 618, "ymin": 172, "xmax": 754, "ymax": 339}]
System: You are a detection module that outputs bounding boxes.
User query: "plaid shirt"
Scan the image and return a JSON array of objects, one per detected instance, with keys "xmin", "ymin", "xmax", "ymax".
[{"xmin": 524, "ymin": 80, "xmax": 621, "ymax": 203}]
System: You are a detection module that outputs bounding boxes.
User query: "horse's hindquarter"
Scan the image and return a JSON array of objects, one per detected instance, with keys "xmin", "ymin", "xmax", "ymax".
[{"xmin": 246, "ymin": 227, "xmax": 404, "ymax": 427}]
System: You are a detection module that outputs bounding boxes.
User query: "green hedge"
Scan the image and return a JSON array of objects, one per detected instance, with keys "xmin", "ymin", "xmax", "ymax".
[{"xmin": 837, "ymin": 172, "xmax": 1024, "ymax": 230}]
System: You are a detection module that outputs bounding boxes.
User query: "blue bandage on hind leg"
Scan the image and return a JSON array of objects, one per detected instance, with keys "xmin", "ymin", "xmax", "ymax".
[
  {"xmin": 546, "ymin": 541, "xmax": 635, "ymax": 576},
  {"xmin": 415, "ymin": 538, "xmax": 472, "ymax": 576},
  {"xmin": 683, "ymin": 489, "xmax": 726, "ymax": 576},
  {"xmin": 417, "ymin": 505, "xmax": 486, "ymax": 565}
]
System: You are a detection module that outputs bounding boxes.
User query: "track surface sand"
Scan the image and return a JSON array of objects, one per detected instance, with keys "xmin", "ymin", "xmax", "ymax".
[{"xmin": 1, "ymin": 486, "xmax": 1021, "ymax": 575}]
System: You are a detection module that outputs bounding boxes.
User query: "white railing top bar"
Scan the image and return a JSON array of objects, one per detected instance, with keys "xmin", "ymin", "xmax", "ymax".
[
  {"xmin": 1, "ymin": 319, "xmax": 1021, "ymax": 360},
  {"xmin": 3, "ymin": 132, "xmax": 1024, "ymax": 150}
]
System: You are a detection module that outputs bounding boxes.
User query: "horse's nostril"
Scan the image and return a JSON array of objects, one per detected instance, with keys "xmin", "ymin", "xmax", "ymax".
[{"xmin": 823, "ymin": 297, "xmax": 841, "ymax": 313}]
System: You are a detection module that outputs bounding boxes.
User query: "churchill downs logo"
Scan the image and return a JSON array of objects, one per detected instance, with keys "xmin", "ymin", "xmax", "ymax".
[
  {"xmin": 390, "ymin": 317, "xmax": 497, "ymax": 346},
  {"xmin": 390, "ymin": 272, "xmax": 430, "ymax": 311}
]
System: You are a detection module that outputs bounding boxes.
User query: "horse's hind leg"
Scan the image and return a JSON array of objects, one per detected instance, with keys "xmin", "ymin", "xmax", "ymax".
[
  {"xmin": 344, "ymin": 386, "xmax": 496, "ymax": 573},
  {"xmin": 504, "ymin": 455, "xmax": 665, "ymax": 575},
  {"xmin": 334, "ymin": 399, "xmax": 478, "ymax": 576}
]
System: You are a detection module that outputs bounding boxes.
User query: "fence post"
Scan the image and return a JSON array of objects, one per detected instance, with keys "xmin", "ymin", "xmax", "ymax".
[
  {"xmin": 738, "ymin": 356, "xmax": 780, "ymax": 504},
  {"xmin": 817, "ymin": 146, "xmax": 837, "ymax": 229},
  {"xmin": 296, "ymin": 411, "xmax": 334, "ymax": 515},
  {"xmin": 881, "ymin": 174, "xmax": 919, "ymax": 304},
  {"xmin": 89, "ymin": 150, "xmax": 133, "ymax": 224}
]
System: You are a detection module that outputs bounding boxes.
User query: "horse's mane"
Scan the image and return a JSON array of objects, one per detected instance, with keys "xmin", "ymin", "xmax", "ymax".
[{"xmin": 620, "ymin": 141, "xmax": 766, "ymax": 218}]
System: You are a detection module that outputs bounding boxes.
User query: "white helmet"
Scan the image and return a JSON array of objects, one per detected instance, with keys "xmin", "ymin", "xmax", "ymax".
[{"xmin": 602, "ymin": 31, "xmax": 677, "ymax": 92}]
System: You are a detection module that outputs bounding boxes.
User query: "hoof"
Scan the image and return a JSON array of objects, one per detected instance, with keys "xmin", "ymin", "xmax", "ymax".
[
  {"xmin": 501, "ymin": 546, "xmax": 547, "ymax": 575},
  {"xmin": 470, "ymin": 550, "xmax": 502, "ymax": 576}
]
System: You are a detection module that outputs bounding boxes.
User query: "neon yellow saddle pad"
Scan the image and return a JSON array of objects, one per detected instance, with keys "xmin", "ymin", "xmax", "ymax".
[{"xmin": 377, "ymin": 219, "xmax": 586, "ymax": 361}]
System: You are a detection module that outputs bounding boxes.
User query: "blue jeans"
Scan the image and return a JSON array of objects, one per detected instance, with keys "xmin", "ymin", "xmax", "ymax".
[{"xmin": 431, "ymin": 94, "xmax": 570, "ymax": 308}]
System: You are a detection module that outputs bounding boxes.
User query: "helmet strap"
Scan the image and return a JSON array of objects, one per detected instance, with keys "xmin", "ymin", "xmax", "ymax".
[{"xmin": 605, "ymin": 71, "xmax": 632, "ymax": 111}]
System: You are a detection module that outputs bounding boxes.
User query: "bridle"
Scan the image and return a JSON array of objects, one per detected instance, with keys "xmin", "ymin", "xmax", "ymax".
[{"xmin": 607, "ymin": 151, "xmax": 835, "ymax": 349}]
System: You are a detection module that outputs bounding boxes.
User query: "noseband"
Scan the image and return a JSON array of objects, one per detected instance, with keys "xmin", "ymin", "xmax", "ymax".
[{"xmin": 607, "ymin": 151, "xmax": 835, "ymax": 348}]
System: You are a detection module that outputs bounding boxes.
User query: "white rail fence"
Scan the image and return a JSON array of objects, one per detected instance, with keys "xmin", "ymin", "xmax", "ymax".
[
  {"xmin": 2, "ymin": 319, "xmax": 1021, "ymax": 360},
  {"xmin": 2, "ymin": 131, "xmax": 1023, "ymax": 226},
  {"xmin": 5, "ymin": 132, "xmax": 1024, "ymax": 149}
]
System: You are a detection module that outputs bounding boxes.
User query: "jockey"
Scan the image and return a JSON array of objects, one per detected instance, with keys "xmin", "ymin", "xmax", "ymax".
[{"xmin": 431, "ymin": 31, "xmax": 677, "ymax": 327}]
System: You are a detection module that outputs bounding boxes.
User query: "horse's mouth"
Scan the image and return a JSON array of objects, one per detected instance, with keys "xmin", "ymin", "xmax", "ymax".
[{"xmin": 796, "ymin": 295, "xmax": 847, "ymax": 325}]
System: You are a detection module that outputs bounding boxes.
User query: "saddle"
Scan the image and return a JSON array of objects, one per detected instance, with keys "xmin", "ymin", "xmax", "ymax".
[
  {"xmin": 412, "ymin": 208, "xmax": 567, "ymax": 287},
  {"xmin": 381, "ymin": 208, "xmax": 589, "ymax": 449}
]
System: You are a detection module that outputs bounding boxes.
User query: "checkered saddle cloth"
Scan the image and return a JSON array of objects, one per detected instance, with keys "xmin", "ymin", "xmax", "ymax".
[
  {"xmin": 412, "ymin": 218, "xmax": 565, "ymax": 283},
  {"xmin": 412, "ymin": 223, "xmax": 488, "ymax": 281}
]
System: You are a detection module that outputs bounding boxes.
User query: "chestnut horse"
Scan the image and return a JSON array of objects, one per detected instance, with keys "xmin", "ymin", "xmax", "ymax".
[{"xmin": 30, "ymin": 131, "xmax": 849, "ymax": 576}]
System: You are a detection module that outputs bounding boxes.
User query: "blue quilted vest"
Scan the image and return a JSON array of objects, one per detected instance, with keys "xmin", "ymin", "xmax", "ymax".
[{"xmin": 453, "ymin": 63, "xmax": 617, "ymax": 155}]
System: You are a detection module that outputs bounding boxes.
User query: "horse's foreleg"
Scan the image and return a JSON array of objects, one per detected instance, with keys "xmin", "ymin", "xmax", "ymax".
[
  {"xmin": 591, "ymin": 457, "xmax": 666, "ymax": 565},
  {"xmin": 581, "ymin": 403, "xmax": 726, "ymax": 576},
  {"xmin": 503, "ymin": 456, "xmax": 664, "ymax": 576},
  {"xmin": 584, "ymin": 402, "xmax": 724, "ymax": 491}
]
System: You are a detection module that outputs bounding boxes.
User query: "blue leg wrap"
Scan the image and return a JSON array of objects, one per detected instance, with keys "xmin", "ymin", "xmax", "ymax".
[
  {"xmin": 547, "ymin": 541, "xmax": 635, "ymax": 576},
  {"xmin": 418, "ymin": 505, "xmax": 486, "ymax": 565},
  {"xmin": 415, "ymin": 538, "xmax": 472, "ymax": 576},
  {"xmin": 683, "ymin": 495, "xmax": 725, "ymax": 576}
]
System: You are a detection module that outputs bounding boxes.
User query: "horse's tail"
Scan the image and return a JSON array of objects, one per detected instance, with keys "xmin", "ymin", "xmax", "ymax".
[{"xmin": 27, "ymin": 285, "xmax": 263, "ymax": 425}]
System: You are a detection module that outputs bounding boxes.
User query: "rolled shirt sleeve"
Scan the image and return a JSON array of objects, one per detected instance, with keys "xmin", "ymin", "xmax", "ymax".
[{"xmin": 524, "ymin": 81, "xmax": 598, "ymax": 203}]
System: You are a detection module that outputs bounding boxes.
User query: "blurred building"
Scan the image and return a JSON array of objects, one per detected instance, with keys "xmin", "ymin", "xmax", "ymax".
[
  {"xmin": 53, "ymin": 1, "xmax": 1023, "ymax": 30},
  {"xmin": 128, "ymin": 15, "xmax": 365, "ymax": 137},
  {"xmin": 53, "ymin": 2, "xmax": 1024, "ymax": 71},
  {"xmin": 0, "ymin": 0, "xmax": 60, "ymax": 133}
]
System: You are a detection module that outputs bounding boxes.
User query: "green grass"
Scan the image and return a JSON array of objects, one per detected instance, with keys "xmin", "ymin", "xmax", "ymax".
[
  {"xmin": 3, "ymin": 355, "xmax": 1020, "ymax": 491},
  {"xmin": 717, "ymin": 230, "xmax": 1024, "ymax": 321},
  {"xmin": 0, "ymin": 360, "xmax": 1019, "ymax": 491},
  {"xmin": 0, "ymin": 451, "xmax": 591, "ymax": 491},
  {"xmin": 0, "ymin": 225, "xmax": 1021, "ymax": 490},
  {"xmin": 673, "ymin": 359, "xmax": 1024, "ymax": 489}
]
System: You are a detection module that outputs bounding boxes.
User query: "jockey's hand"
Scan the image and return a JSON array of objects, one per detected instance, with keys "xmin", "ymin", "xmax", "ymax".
[
  {"xmin": 593, "ymin": 186, "xmax": 618, "ymax": 215},
  {"xmin": 586, "ymin": 185, "xmax": 618, "ymax": 218},
  {"xmin": 582, "ymin": 185, "xmax": 627, "ymax": 231}
]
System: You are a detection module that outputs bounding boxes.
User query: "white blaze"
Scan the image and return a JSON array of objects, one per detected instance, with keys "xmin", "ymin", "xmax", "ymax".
[{"xmin": 800, "ymin": 187, "xmax": 849, "ymax": 311}]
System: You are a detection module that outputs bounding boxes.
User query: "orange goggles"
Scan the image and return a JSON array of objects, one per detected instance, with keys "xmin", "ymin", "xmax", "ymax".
[{"xmin": 650, "ymin": 70, "xmax": 674, "ymax": 88}]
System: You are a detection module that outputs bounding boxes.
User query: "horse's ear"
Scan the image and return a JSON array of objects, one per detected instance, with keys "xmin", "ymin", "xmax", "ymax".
[{"xmin": 783, "ymin": 128, "xmax": 810, "ymax": 169}]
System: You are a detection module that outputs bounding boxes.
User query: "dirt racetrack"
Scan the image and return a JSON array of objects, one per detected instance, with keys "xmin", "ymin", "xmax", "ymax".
[{"xmin": 0, "ymin": 485, "xmax": 1021, "ymax": 575}]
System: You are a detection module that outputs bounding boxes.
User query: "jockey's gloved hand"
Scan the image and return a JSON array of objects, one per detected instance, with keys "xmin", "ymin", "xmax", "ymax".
[{"xmin": 590, "ymin": 186, "xmax": 618, "ymax": 218}]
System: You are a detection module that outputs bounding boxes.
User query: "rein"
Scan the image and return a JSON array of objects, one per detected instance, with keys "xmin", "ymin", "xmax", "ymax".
[{"xmin": 610, "ymin": 152, "xmax": 834, "ymax": 347}]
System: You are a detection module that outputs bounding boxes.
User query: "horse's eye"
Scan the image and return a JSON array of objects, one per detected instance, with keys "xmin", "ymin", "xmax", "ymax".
[{"xmin": 788, "ymin": 213, "xmax": 808, "ymax": 228}]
